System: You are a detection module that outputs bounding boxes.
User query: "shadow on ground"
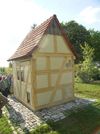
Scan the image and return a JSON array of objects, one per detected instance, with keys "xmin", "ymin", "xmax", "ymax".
[
  {"xmin": 47, "ymin": 102, "xmax": 100, "ymax": 134},
  {"xmin": 5, "ymin": 96, "xmax": 100, "ymax": 134},
  {"xmin": 6, "ymin": 103, "xmax": 25, "ymax": 125}
]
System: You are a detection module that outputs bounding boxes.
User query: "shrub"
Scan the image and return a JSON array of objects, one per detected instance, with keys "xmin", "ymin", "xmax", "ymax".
[
  {"xmin": 30, "ymin": 124, "xmax": 59, "ymax": 134},
  {"xmin": 76, "ymin": 43, "xmax": 96, "ymax": 83}
]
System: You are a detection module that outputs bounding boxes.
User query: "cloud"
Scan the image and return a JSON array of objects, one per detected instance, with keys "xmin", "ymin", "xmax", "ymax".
[{"xmin": 77, "ymin": 6, "xmax": 100, "ymax": 24}]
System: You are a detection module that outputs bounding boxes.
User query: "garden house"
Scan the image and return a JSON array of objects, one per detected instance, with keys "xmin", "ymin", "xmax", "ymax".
[{"xmin": 8, "ymin": 15, "xmax": 76, "ymax": 110}]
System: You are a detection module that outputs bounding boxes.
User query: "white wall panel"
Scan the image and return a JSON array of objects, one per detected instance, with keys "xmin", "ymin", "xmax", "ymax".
[
  {"xmin": 53, "ymin": 90, "xmax": 62, "ymax": 102},
  {"xmin": 39, "ymin": 35, "xmax": 54, "ymax": 52},
  {"xmin": 37, "ymin": 91, "xmax": 52, "ymax": 105},
  {"xmin": 50, "ymin": 57, "xmax": 64, "ymax": 70},
  {"xmin": 56, "ymin": 36, "xmax": 71, "ymax": 53},
  {"xmin": 60, "ymin": 72, "xmax": 73, "ymax": 84},
  {"xmin": 65, "ymin": 85, "xmax": 73, "ymax": 98},
  {"xmin": 51, "ymin": 73, "xmax": 58, "ymax": 87},
  {"xmin": 36, "ymin": 57, "xmax": 46, "ymax": 70},
  {"xmin": 36, "ymin": 74, "xmax": 48, "ymax": 88}
]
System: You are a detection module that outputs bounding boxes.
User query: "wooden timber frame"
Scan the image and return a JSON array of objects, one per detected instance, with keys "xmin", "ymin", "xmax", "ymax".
[
  {"xmin": 9, "ymin": 15, "xmax": 76, "ymax": 111},
  {"xmin": 30, "ymin": 51, "xmax": 75, "ymax": 110}
]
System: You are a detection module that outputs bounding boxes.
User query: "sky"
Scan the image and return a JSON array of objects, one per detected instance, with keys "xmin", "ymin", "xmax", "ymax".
[{"xmin": 0, "ymin": 0, "xmax": 100, "ymax": 67}]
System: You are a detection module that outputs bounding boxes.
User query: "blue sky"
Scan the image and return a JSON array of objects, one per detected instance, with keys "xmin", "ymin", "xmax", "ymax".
[{"xmin": 0, "ymin": 0, "xmax": 100, "ymax": 66}]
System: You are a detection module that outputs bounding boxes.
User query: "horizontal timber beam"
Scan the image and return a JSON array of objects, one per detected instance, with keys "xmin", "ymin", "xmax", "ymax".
[
  {"xmin": 35, "ymin": 96, "xmax": 75, "ymax": 110},
  {"xmin": 36, "ymin": 69, "xmax": 73, "ymax": 75},
  {"xmin": 36, "ymin": 53, "xmax": 72, "ymax": 57},
  {"xmin": 35, "ymin": 83, "xmax": 73, "ymax": 94}
]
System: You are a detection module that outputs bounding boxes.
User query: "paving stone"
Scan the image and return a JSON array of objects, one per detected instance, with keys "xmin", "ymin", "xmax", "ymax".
[{"xmin": 4, "ymin": 96, "xmax": 95, "ymax": 133}]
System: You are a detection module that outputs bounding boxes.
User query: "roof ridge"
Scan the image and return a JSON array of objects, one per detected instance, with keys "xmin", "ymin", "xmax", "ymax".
[{"xmin": 32, "ymin": 15, "xmax": 55, "ymax": 32}]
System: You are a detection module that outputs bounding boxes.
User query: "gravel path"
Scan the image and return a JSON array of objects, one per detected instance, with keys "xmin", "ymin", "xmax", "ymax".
[{"xmin": 5, "ymin": 96, "xmax": 95, "ymax": 132}]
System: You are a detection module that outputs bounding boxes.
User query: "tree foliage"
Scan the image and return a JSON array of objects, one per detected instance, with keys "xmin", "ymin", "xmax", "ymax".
[
  {"xmin": 89, "ymin": 29, "xmax": 100, "ymax": 61},
  {"xmin": 0, "ymin": 67, "xmax": 12, "ymax": 75},
  {"xmin": 61, "ymin": 21, "xmax": 91, "ymax": 60},
  {"xmin": 76, "ymin": 43, "xmax": 95, "ymax": 83},
  {"xmin": 9, "ymin": 62, "xmax": 12, "ymax": 68},
  {"xmin": 0, "ymin": 67, "xmax": 5, "ymax": 75}
]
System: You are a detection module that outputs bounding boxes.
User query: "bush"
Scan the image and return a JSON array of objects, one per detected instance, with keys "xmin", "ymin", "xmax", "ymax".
[
  {"xmin": 76, "ymin": 43, "xmax": 96, "ymax": 83},
  {"xmin": 92, "ymin": 67, "xmax": 100, "ymax": 80},
  {"xmin": 30, "ymin": 124, "xmax": 59, "ymax": 134}
]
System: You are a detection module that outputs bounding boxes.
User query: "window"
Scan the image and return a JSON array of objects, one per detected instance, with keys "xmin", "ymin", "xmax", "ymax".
[
  {"xmin": 17, "ymin": 71, "xmax": 20, "ymax": 80},
  {"xmin": 17, "ymin": 70, "xmax": 24, "ymax": 81},
  {"xmin": 21, "ymin": 70, "xmax": 24, "ymax": 81},
  {"xmin": 27, "ymin": 92, "xmax": 30, "ymax": 103},
  {"xmin": 66, "ymin": 60, "xmax": 72, "ymax": 68}
]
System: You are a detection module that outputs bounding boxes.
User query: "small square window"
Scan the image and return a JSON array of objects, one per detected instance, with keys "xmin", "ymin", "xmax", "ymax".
[{"xmin": 27, "ymin": 92, "xmax": 30, "ymax": 103}]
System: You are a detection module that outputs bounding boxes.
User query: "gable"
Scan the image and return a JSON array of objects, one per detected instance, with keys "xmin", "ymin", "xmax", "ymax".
[
  {"xmin": 37, "ymin": 34, "xmax": 73, "ymax": 55},
  {"xmin": 56, "ymin": 35, "xmax": 73, "ymax": 53},
  {"xmin": 8, "ymin": 15, "xmax": 76, "ymax": 61},
  {"xmin": 45, "ymin": 19, "xmax": 61, "ymax": 35},
  {"xmin": 35, "ymin": 17, "xmax": 74, "ymax": 55}
]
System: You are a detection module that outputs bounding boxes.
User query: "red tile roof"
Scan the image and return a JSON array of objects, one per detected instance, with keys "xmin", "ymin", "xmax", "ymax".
[{"xmin": 8, "ymin": 15, "xmax": 76, "ymax": 61}]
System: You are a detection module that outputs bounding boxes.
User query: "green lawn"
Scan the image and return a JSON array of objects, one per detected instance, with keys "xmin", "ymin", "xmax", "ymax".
[
  {"xmin": 75, "ymin": 82, "xmax": 100, "ymax": 99},
  {"xmin": 47, "ymin": 104, "xmax": 100, "ymax": 134},
  {"xmin": 1, "ymin": 82, "xmax": 100, "ymax": 134},
  {"xmin": 31, "ymin": 82, "xmax": 100, "ymax": 134},
  {"xmin": 0, "ymin": 115, "xmax": 13, "ymax": 134}
]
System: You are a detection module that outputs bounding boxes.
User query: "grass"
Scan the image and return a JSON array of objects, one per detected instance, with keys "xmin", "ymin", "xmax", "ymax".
[
  {"xmin": 31, "ymin": 82, "xmax": 100, "ymax": 134},
  {"xmin": 47, "ymin": 103, "xmax": 100, "ymax": 134},
  {"xmin": 75, "ymin": 82, "xmax": 100, "ymax": 99},
  {"xmin": 1, "ymin": 82, "xmax": 100, "ymax": 134},
  {"xmin": 30, "ymin": 124, "xmax": 58, "ymax": 134},
  {"xmin": 0, "ymin": 115, "xmax": 13, "ymax": 134}
]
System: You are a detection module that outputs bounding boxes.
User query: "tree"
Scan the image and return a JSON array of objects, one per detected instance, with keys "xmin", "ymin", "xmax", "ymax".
[
  {"xmin": 61, "ymin": 21, "xmax": 91, "ymax": 61},
  {"xmin": 9, "ymin": 62, "xmax": 12, "ymax": 68},
  {"xmin": 31, "ymin": 24, "xmax": 37, "ymax": 29},
  {"xmin": 0, "ymin": 67, "xmax": 6, "ymax": 74},
  {"xmin": 89, "ymin": 29, "xmax": 100, "ymax": 61},
  {"xmin": 77, "ymin": 43, "xmax": 95, "ymax": 83}
]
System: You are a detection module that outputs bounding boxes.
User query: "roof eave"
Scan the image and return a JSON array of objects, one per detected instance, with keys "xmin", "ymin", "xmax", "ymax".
[{"xmin": 7, "ymin": 54, "xmax": 32, "ymax": 61}]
